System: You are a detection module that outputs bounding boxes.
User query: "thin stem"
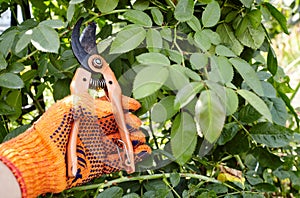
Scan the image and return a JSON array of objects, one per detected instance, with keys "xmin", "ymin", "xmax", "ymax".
[
  {"xmin": 162, "ymin": 177, "xmax": 181, "ymax": 198},
  {"xmin": 234, "ymin": 155, "xmax": 245, "ymax": 170},
  {"xmin": 16, "ymin": 50, "xmax": 38, "ymax": 63},
  {"xmin": 67, "ymin": 173, "xmax": 221, "ymax": 192},
  {"xmin": 149, "ymin": 111, "xmax": 160, "ymax": 150},
  {"xmin": 290, "ymin": 81, "xmax": 300, "ymax": 101}
]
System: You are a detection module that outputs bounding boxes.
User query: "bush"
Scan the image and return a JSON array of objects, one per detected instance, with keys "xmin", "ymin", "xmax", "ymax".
[{"xmin": 0, "ymin": 0, "xmax": 299, "ymax": 197}]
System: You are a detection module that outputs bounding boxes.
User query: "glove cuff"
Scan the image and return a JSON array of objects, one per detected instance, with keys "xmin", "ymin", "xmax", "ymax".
[{"xmin": 0, "ymin": 127, "xmax": 67, "ymax": 198}]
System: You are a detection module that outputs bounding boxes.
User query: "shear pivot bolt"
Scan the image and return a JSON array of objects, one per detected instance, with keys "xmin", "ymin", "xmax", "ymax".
[{"xmin": 92, "ymin": 58, "xmax": 102, "ymax": 69}]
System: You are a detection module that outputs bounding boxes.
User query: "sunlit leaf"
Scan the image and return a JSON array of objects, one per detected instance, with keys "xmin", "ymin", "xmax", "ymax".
[
  {"xmin": 194, "ymin": 30, "xmax": 211, "ymax": 51},
  {"xmin": 0, "ymin": 73, "xmax": 24, "ymax": 89},
  {"xmin": 202, "ymin": 1, "xmax": 221, "ymax": 27},
  {"xmin": 174, "ymin": 82, "xmax": 204, "ymax": 109},
  {"xmin": 0, "ymin": 54, "xmax": 7, "ymax": 70},
  {"xmin": 171, "ymin": 112, "xmax": 197, "ymax": 165},
  {"xmin": 0, "ymin": 30, "xmax": 17, "ymax": 57},
  {"xmin": 215, "ymin": 45, "xmax": 236, "ymax": 57},
  {"xmin": 146, "ymin": 29, "xmax": 163, "ymax": 52},
  {"xmin": 151, "ymin": 96, "xmax": 177, "ymax": 122},
  {"xmin": 230, "ymin": 57, "xmax": 264, "ymax": 96},
  {"xmin": 187, "ymin": 15, "xmax": 202, "ymax": 32},
  {"xmin": 110, "ymin": 25, "xmax": 146, "ymax": 54},
  {"xmin": 136, "ymin": 52, "xmax": 170, "ymax": 66},
  {"xmin": 237, "ymin": 89, "xmax": 272, "ymax": 122},
  {"xmin": 190, "ymin": 53, "xmax": 208, "ymax": 70},
  {"xmin": 133, "ymin": 65, "xmax": 169, "ymax": 99},
  {"xmin": 95, "ymin": 0, "xmax": 119, "ymax": 13},
  {"xmin": 15, "ymin": 30, "xmax": 32, "ymax": 53},
  {"xmin": 236, "ymin": 24, "xmax": 265, "ymax": 49},
  {"xmin": 174, "ymin": 0, "xmax": 194, "ymax": 22},
  {"xmin": 195, "ymin": 90, "xmax": 226, "ymax": 144},
  {"xmin": 208, "ymin": 56, "xmax": 234, "ymax": 84},
  {"xmin": 124, "ymin": 10, "xmax": 152, "ymax": 27},
  {"xmin": 151, "ymin": 7, "xmax": 164, "ymax": 25},
  {"xmin": 69, "ymin": 0, "xmax": 84, "ymax": 4},
  {"xmin": 31, "ymin": 25, "xmax": 59, "ymax": 53}
]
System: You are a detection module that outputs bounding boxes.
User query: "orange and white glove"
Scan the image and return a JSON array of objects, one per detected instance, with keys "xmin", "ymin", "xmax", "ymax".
[{"xmin": 0, "ymin": 93, "xmax": 151, "ymax": 198}]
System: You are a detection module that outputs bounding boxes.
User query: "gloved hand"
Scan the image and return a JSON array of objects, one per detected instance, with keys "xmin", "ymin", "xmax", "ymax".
[{"xmin": 0, "ymin": 93, "xmax": 151, "ymax": 198}]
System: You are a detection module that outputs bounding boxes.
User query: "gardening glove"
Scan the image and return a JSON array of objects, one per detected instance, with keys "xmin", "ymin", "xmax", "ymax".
[{"xmin": 0, "ymin": 93, "xmax": 151, "ymax": 198}]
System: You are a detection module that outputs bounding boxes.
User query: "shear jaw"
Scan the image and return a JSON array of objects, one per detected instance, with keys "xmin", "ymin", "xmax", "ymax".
[{"xmin": 68, "ymin": 18, "xmax": 135, "ymax": 177}]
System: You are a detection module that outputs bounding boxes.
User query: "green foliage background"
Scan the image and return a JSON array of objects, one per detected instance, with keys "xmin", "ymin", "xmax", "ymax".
[{"xmin": 0, "ymin": 0, "xmax": 300, "ymax": 197}]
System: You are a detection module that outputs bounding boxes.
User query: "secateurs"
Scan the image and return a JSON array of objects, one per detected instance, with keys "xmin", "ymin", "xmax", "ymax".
[{"xmin": 68, "ymin": 18, "xmax": 135, "ymax": 177}]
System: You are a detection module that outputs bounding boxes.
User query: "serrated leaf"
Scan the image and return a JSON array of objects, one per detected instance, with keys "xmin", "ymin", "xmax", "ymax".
[
  {"xmin": 97, "ymin": 186, "xmax": 123, "ymax": 198},
  {"xmin": 230, "ymin": 57, "xmax": 264, "ymax": 96},
  {"xmin": 136, "ymin": 52, "xmax": 170, "ymax": 66},
  {"xmin": 171, "ymin": 112, "xmax": 197, "ymax": 165},
  {"xmin": 250, "ymin": 122, "xmax": 293, "ymax": 148},
  {"xmin": 269, "ymin": 97, "xmax": 288, "ymax": 126},
  {"xmin": 110, "ymin": 25, "xmax": 146, "ymax": 54},
  {"xmin": 195, "ymin": 90, "xmax": 226, "ymax": 143},
  {"xmin": 215, "ymin": 45, "xmax": 236, "ymax": 57},
  {"xmin": 95, "ymin": 0, "xmax": 119, "ymax": 13},
  {"xmin": 174, "ymin": 0, "xmax": 194, "ymax": 22},
  {"xmin": 217, "ymin": 122, "xmax": 240, "ymax": 145},
  {"xmin": 202, "ymin": 29, "xmax": 221, "ymax": 45},
  {"xmin": 237, "ymin": 89, "xmax": 272, "ymax": 122},
  {"xmin": 263, "ymin": 2, "xmax": 288, "ymax": 34},
  {"xmin": 133, "ymin": 0, "xmax": 149, "ymax": 10},
  {"xmin": 236, "ymin": 24, "xmax": 265, "ymax": 49},
  {"xmin": 187, "ymin": 15, "xmax": 202, "ymax": 31},
  {"xmin": 247, "ymin": 9, "xmax": 262, "ymax": 28},
  {"xmin": 0, "ymin": 54, "xmax": 7, "ymax": 70},
  {"xmin": 225, "ymin": 88, "xmax": 238, "ymax": 115},
  {"xmin": 151, "ymin": 7, "xmax": 164, "ymax": 25},
  {"xmin": 170, "ymin": 172, "xmax": 180, "ymax": 187},
  {"xmin": 124, "ymin": 10, "xmax": 152, "ymax": 27},
  {"xmin": 208, "ymin": 56, "xmax": 234, "ymax": 84},
  {"xmin": 15, "ymin": 29, "xmax": 32, "ymax": 53},
  {"xmin": 235, "ymin": 16, "xmax": 249, "ymax": 36},
  {"xmin": 216, "ymin": 23, "xmax": 244, "ymax": 55},
  {"xmin": 174, "ymin": 82, "xmax": 204, "ymax": 109},
  {"xmin": 133, "ymin": 65, "xmax": 169, "ymax": 99},
  {"xmin": 0, "ymin": 73, "xmax": 24, "ymax": 89},
  {"xmin": 151, "ymin": 96, "xmax": 177, "ymax": 122},
  {"xmin": 194, "ymin": 30, "xmax": 211, "ymax": 51},
  {"xmin": 31, "ymin": 25, "xmax": 59, "ymax": 53},
  {"xmin": 202, "ymin": 1, "xmax": 221, "ymax": 27},
  {"xmin": 0, "ymin": 30, "xmax": 17, "ymax": 57},
  {"xmin": 165, "ymin": 65, "xmax": 189, "ymax": 90},
  {"xmin": 146, "ymin": 29, "xmax": 162, "ymax": 52},
  {"xmin": 267, "ymin": 45, "xmax": 278, "ymax": 75},
  {"xmin": 190, "ymin": 53, "xmax": 208, "ymax": 70}
]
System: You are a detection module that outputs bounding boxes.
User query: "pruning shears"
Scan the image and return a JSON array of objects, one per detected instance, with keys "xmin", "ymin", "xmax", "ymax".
[{"xmin": 67, "ymin": 18, "xmax": 135, "ymax": 177}]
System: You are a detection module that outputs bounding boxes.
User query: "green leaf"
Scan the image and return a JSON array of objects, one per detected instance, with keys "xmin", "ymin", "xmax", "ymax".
[
  {"xmin": 215, "ymin": 45, "xmax": 236, "ymax": 57},
  {"xmin": 151, "ymin": 96, "xmax": 177, "ymax": 122},
  {"xmin": 133, "ymin": 65, "xmax": 169, "ymax": 99},
  {"xmin": 0, "ymin": 54, "xmax": 7, "ymax": 70},
  {"xmin": 146, "ymin": 29, "xmax": 163, "ymax": 52},
  {"xmin": 236, "ymin": 24, "xmax": 265, "ymax": 50},
  {"xmin": 6, "ymin": 90, "xmax": 22, "ymax": 121},
  {"xmin": 174, "ymin": 82, "xmax": 204, "ymax": 109},
  {"xmin": 15, "ymin": 30, "xmax": 32, "ymax": 53},
  {"xmin": 216, "ymin": 24, "xmax": 244, "ymax": 55},
  {"xmin": 95, "ymin": 0, "xmax": 119, "ymax": 13},
  {"xmin": 217, "ymin": 122, "xmax": 240, "ymax": 145},
  {"xmin": 237, "ymin": 89, "xmax": 272, "ymax": 122},
  {"xmin": 123, "ymin": 193, "xmax": 140, "ymax": 198},
  {"xmin": 110, "ymin": 25, "xmax": 146, "ymax": 54},
  {"xmin": 133, "ymin": 0, "xmax": 149, "ymax": 10},
  {"xmin": 202, "ymin": 1, "xmax": 221, "ymax": 27},
  {"xmin": 251, "ymin": 147, "xmax": 283, "ymax": 169},
  {"xmin": 247, "ymin": 9, "xmax": 262, "ymax": 28},
  {"xmin": 190, "ymin": 53, "xmax": 208, "ymax": 70},
  {"xmin": 123, "ymin": 10, "xmax": 152, "ymax": 27},
  {"xmin": 174, "ymin": 0, "xmax": 194, "ymax": 22},
  {"xmin": 225, "ymin": 88, "xmax": 239, "ymax": 115},
  {"xmin": 151, "ymin": 7, "xmax": 164, "ymax": 26},
  {"xmin": 0, "ymin": 73, "xmax": 24, "ymax": 89},
  {"xmin": 239, "ymin": 0, "xmax": 253, "ymax": 8},
  {"xmin": 250, "ymin": 122, "xmax": 293, "ymax": 148},
  {"xmin": 208, "ymin": 56, "xmax": 234, "ymax": 84},
  {"xmin": 171, "ymin": 112, "xmax": 197, "ymax": 165},
  {"xmin": 53, "ymin": 79, "xmax": 71, "ymax": 101},
  {"xmin": 31, "ymin": 25, "xmax": 59, "ymax": 53},
  {"xmin": 195, "ymin": 90, "xmax": 226, "ymax": 143},
  {"xmin": 187, "ymin": 15, "xmax": 202, "ymax": 32},
  {"xmin": 238, "ymin": 104, "xmax": 261, "ymax": 123},
  {"xmin": 203, "ymin": 29, "xmax": 221, "ymax": 45},
  {"xmin": 40, "ymin": 19, "xmax": 65, "ymax": 28},
  {"xmin": 165, "ymin": 65, "xmax": 190, "ymax": 90},
  {"xmin": 235, "ymin": 17, "xmax": 249, "ymax": 36},
  {"xmin": 263, "ymin": 2, "xmax": 288, "ymax": 34},
  {"xmin": 67, "ymin": 4, "xmax": 75, "ymax": 22},
  {"xmin": 267, "ymin": 45, "xmax": 278, "ymax": 75},
  {"xmin": 3, "ymin": 125, "xmax": 30, "ymax": 142},
  {"xmin": 269, "ymin": 97, "xmax": 288, "ymax": 126},
  {"xmin": 97, "ymin": 186, "xmax": 123, "ymax": 198},
  {"xmin": 136, "ymin": 52, "xmax": 170, "ymax": 66},
  {"xmin": 69, "ymin": 0, "xmax": 84, "ymax": 4},
  {"xmin": 194, "ymin": 30, "xmax": 211, "ymax": 51},
  {"xmin": 230, "ymin": 57, "xmax": 264, "ymax": 96},
  {"xmin": 0, "ymin": 30, "xmax": 17, "ymax": 57},
  {"xmin": 170, "ymin": 172, "xmax": 181, "ymax": 187}
]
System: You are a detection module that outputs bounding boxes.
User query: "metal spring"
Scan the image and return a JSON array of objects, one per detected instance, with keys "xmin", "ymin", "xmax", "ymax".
[{"xmin": 89, "ymin": 78, "xmax": 106, "ymax": 90}]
